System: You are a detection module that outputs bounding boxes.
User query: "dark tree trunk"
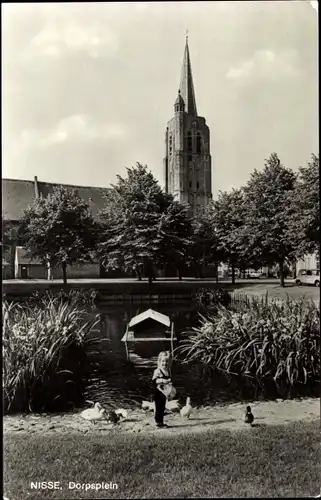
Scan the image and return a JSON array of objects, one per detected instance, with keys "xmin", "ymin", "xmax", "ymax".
[
  {"xmin": 62, "ymin": 262, "xmax": 67, "ymax": 285},
  {"xmin": 133, "ymin": 265, "xmax": 141, "ymax": 280},
  {"xmin": 193, "ymin": 261, "xmax": 199, "ymax": 278},
  {"xmin": 177, "ymin": 266, "xmax": 182, "ymax": 280},
  {"xmin": 279, "ymin": 259, "xmax": 285, "ymax": 287},
  {"xmin": 231, "ymin": 263, "xmax": 236, "ymax": 285},
  {"xmin": 198, "ymin": 261, "xmax": 204, "ymax": 279},
  {"xmin": 215, "ymin": 262, "xmax": 219, "ymax": 283}
]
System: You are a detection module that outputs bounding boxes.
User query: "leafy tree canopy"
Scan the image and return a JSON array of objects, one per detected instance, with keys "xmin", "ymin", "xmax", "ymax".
[
  {"xmin": 286, "ymin": 153, "xmax": 319, "ymax": 258},
  {"xmin": 241, "ymin": 152, "xmax": 297, "ymax": 285},
  {"xmin": 210, "ymin": 189, "xmax": 250, "ymax": 279},
  {"xmin": 18, "ymin": 187, "xmax": 98, "ymax": 283},
  {"xmin": 98, "ymin": 163, "xmax": 191, "ymax": 281}
]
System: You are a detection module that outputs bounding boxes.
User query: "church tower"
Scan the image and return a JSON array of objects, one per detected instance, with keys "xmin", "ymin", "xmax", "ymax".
[{"xmin": 164, "ymin": 36, "xmax": 212, "ymax": 214}]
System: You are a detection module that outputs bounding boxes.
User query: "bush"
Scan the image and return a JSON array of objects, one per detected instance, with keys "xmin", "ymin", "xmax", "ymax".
[
  {"xmin": 195, "ymin": 287, "xmax": 231, "ymax": 309},
  {"xmin": 3, "ymin": 292, "xmax": 99, "ymax": 413},
  {"xmin": 25, "ymin": 288, "xmax": 98, "ymax": 309},
  {"xmin": 178, "ymin": 294, "xmax": 320, "ymax": 385}
]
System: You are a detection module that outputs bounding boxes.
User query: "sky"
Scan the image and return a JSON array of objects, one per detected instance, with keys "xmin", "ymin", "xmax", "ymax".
[{"xmin": 2, "ymin": 1, "xmax": 318, "ymax": 198}]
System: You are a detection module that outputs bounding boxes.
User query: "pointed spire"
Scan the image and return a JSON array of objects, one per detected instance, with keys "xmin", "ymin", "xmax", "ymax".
[{"xmin": 179, "ymin": 36, "xmax": 197, "ymax": 116}]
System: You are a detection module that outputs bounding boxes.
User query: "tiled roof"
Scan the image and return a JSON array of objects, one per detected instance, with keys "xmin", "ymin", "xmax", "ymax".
[
  {"xmin": 2, "ymin": 178, "xmax": 110, "ymax": 221},
  {"xmin": 2, "ymin": 179, "xmax": 36, "ymax": 221},
  {"xmin": 38, "ymin": 181, "xmax": 109, "ymax": 217}
]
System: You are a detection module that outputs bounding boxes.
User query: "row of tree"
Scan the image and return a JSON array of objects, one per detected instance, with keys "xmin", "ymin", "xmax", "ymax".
[{"xmin": 17, "ymin": 153, "xmax": 319, "ymax": 286}]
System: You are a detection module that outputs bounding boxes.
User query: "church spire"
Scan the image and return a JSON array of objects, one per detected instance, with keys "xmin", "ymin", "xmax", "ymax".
[{"xmin": 179, "ymin": 35, "xmax": 197, "ymax": 116}]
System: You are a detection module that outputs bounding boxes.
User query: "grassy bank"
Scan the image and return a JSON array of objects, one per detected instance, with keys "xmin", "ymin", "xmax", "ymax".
[
  {"xmin": 3, "ymin": 292, "xmax": 99, "ymax": 413},
  {"xmin": 4, "ymin": 421, "xmax": 320, "ymax": 498}
]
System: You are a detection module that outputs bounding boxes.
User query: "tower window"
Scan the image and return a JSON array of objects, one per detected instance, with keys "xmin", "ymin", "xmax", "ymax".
[
  {"xmin": 188, "ymin": 155, "xmax": 192, "ymax": 162},
  {"xmin": 169, "ymin": 136, "xmax": 173, "ymax": 155},
  {"xmin": 187, "ymin": 132, "xmax": 192, "ymax": 152},
  {"xmin": 196, "ymin": 133, "xmax": 201, "ymax": 154},
  {"xmin": 196, "ymin": 181, "xmax": 199, "ymax": 190},
  {"xmin": 189, "ymin": 181, "xmax": 192, "ymax": 188}
]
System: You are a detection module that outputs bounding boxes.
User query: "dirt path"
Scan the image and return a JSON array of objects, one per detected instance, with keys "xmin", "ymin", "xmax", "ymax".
[{"xmin": 4, "ymin": 398, "xmax": 319, "ymax": 436}]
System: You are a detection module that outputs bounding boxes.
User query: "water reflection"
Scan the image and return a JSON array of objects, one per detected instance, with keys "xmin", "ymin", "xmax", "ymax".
[{"xmin": 84, "ymin": 302, "xmax": 318, "ymax": 409}]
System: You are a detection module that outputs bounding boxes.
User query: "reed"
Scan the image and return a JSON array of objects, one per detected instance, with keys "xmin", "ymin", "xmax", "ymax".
[
  {"xmin": 178, "ymin": 294, "xmax": 320, "ymax": 385},
  {"xmin": 25, "ymin": 288, "xmax": 98, "ymax": 309},
  {"xmin": 3, "ymin": 292, "xmax": 99, "ymax": 413}
]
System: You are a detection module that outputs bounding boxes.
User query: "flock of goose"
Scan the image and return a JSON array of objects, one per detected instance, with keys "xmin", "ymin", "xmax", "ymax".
[
  {"xmin": 80, "ymin": 397, "xmax": 193, "ymax": 425},
  {"xmin": 80, "ymin": 402, "xmax": 128, "ymax": 425},
  {"xmin": 80, "ymin": 400, "xmax": 256, "ymax": 427}
]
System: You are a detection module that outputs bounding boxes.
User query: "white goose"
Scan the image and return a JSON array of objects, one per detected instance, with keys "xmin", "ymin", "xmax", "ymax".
[
  {"xmin": 80, "ymin": 402, "xmax": 106, "ymax": 423},
  {"xmin": 180, "ymin": 397, "xmax": 192, "ymax": 419}
]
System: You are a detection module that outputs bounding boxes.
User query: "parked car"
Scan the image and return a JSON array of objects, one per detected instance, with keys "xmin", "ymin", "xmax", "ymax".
[
  {"xmin": 295, "ymin": 269, "xmax": 320, "ymax": 287},
  {"xmin": 246, "ymin": 270, "xmax": 261, "ymax": 279}
]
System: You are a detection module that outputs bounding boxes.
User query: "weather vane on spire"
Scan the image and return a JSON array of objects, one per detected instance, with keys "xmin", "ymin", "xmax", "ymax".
[{"xmin": 185, "ymin": 28, "xmax": 189, "ymax": 41}]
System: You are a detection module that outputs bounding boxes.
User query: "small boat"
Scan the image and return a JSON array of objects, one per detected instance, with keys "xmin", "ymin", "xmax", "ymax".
[{"xmin": 121, "ymin": 309, "xmax": 177, "ymax": 359}]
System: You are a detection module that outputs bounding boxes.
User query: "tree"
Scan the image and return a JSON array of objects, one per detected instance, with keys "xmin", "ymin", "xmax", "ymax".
[
  {"xmin": 98, "ymin": 163, "xmax": 173, "ymax": 285},
  {"xmin": 210, "ymin": 189, "xmax": 248, "ymax": 284},
  {"xmin": 286, "ymin": 154, "xmax": 320, "ymax": 258},
  {"xmin": 241, "ymin": 153, "xmax": 297, "ymax": 287},
  {"xmin": 158, "ymin": 201, "xmax": 193, "ymax": 280},
  {"xmin": 187, "ymin": 205, "xmax": 221, "ymax": 279},
  {"xmin": 2, "ymin": 219, "xmax": 18, "ymax": 255},
  {"xmin": 18, "ymin": 187, "xmax": 98, "ymax": 284}
]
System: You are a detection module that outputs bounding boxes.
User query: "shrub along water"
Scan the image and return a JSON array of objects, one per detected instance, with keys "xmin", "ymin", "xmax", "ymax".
[
  {"xmin": 3, "ymin": 292, "xmax": 99, "ymax": 413},
  {"xmin": 195, "ymin": 287, "xmax": 231, "ymax": 309},
  {"xmin": 178, "ymin": 294, "xmax": 320, "ymax": 386}
]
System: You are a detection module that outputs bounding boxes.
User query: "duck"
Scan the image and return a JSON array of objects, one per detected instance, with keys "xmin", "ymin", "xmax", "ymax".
[
  {"xmin": 106, "ymin": 410, "xmax": 121, "ymax": 424},
  {"xmin": 115, "ymin": 408, "xmax": 128, "ymax": 421},
  {"xmin": 80, "ymin": 402, "xmax": 106, "ymax": 423},
  {"xmin": 244, "ymin": 406, "xmax": 254, "ymax": 426},
  {"xmin": 180, "ymin": 397, "xmax": 192, "ymax": 419}
]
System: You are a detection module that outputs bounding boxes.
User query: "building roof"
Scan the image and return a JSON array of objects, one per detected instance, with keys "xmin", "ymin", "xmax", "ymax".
[
  {"xmin": 2, "ymin": 179, "xmax": 36, "ymax": 221},
  {"xmin": 179, "ymin": 37, "xmax": 198, "ymax": 116},
  {"xmin": 128, "ymin": 309, "xmax": 171, "ymax": 328},
  {"xmin": 2, "ymin": 177, "xmax": 110, "ymax": 221},
  {"xmin": 15, "ymin": 246, "xmax": 42, "ymax": 265}
]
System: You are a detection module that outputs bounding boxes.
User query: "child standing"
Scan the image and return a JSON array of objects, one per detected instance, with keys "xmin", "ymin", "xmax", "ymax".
[{"xmin": 152, "ymin": 351, "xmax": 173, "ymax": 428}]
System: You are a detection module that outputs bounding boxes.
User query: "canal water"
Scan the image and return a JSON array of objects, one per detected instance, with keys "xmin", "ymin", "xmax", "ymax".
[{"xmin": 83, "ymin": 301, "xmax": 318, "ymax": 409}]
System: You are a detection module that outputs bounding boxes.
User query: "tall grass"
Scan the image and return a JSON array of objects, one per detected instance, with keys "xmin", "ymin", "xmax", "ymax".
[
  {"xmin": 3, "ymin": 292, "xmax": 99, "ymax": 413},
  {"xmin": 178, "ymin": 294, "xmax": 320, "ymax": 385}
]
